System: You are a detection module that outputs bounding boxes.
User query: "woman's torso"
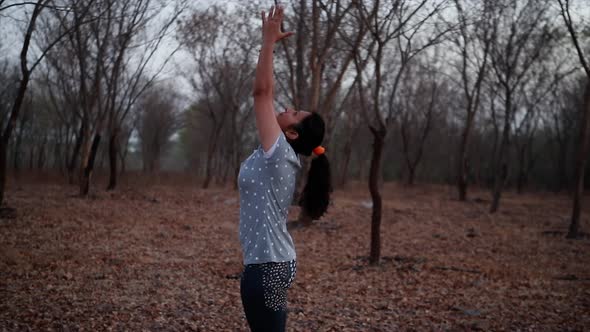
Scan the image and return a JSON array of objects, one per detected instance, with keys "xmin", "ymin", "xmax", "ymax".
[{"xmin": 238, "ymin": 133, "xmax": 301, "ymax": 265}]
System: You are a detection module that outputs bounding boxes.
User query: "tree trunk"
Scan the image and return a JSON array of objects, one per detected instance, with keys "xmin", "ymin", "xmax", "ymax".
[
  {"xmin": 221, "ymin": 152, "xmax": 230, "ymax": 185},
  {"xmin": 107, "ymin": 129, "xmax": 118, "ymax": 190},
  {"xmin": 119, "ymin": 152, "xmax": 126, "ymax": 175},
  {"xmin": 80, "ymin": 133, "xmax": 101, "ymax": 196},
  {"xmin": 203, "ymin": 129, "xmax": 220, "ymax": 189},
  {"xmin": 37, "ymin": 136, "xmax": 47, "ymax": 169},
  {"xmin": 340, "ymin": 137, "xmax": 353, "ymax": 187},
  {"xmin": 567, "ymin": 82, "xmax": 590, "ymax": 239},
  {"xmin": 0, "ymin": 1, "xmax": 42, "ymax": 207},
  {"xmin": 369, "ymin": 127, "xmax": 385, "ymax": 265},
  {"xmin": 457, "ymin": 111, "xmax": 474, "ymax": 201},
  {"xmin": 490, "ymin": 89, "xmax": 512, "ymax": 213},
  {"xmin": 68, "ymin": 122, "xmax": 85, "ymax": 185}
]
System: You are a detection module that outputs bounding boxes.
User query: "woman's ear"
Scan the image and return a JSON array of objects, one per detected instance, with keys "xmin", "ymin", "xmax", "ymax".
[{"xmin": 285, "ymin": 129, "xmax": 299, "ymax": 141}]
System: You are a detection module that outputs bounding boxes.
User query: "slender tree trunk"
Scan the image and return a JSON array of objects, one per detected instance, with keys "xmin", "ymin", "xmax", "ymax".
[
  {"xmin": 0, "ymin": 1, "xmax": 42, "ymax": 207},
  {"xmin": 37, "ymin": 136, "xmax": 47, "ymax": 169},
  {"xmin": 400, "ymin": 121, "xmax": 414, "ymax": 186},
  {"xmin": 457, "ymin": 111, "xmax": 474, "ymax": 201},
  {"xmin": 369, "ymin": 128, "xmax": 385, "ymax": 265},
  {"xmin": 490, "ymin": 89, "xmax": 512, "ymax": 213},
  {"xmin": 107, "ymin": 128, "xmax": 118, "ymax": 190},
  {"xmin": 340, "ymin": 137, "xmax": 353, "ymax": 186},
  {"xmin": 203, "ymin": 129, "xmax": 220, "ymax": 189},
  {"xmin": 68, "ymin": 122, "xmax": 85, "ymax": 184},
  {"xmin": 53, "ymin": 127, "xmax": 62, "ymax": 171},
  {"xmin": 221, "ymin": 151, "xmax": 230, "ymax": 185},
  {"xmin": 119, "ymin": 152, "xmax": 126, "ymax": 175},
  {"xmin": 567, "ymin": 82, "xmax": 590, "ymax": 238},
  {"xmin": 233, "ymin": 138, "xmax": 240, "ymax": 190},
  {"xmin": 80, "ymin": 133, "xmax": 101, "ymax": 196}
]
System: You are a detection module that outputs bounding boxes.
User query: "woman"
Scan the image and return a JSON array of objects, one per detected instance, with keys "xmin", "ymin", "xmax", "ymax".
[{"xmin": 238, "ymin": 5, "xmax": 331, "ymax": 332}]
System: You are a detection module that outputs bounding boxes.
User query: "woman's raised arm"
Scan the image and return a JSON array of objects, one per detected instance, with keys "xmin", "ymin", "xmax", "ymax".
[{"xmin": 253, "ymin": 5, "xmax": 294, "ymax": 152}]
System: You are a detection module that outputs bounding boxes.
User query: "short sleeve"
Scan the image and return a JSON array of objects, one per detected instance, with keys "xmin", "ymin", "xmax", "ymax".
[
  {"xmin": 260, "ymin": 132, "xmax": 301, "ymax": 168},
  {"xmin": 263, "ymin": 134, "xmax": 281, "ymax": 159}
]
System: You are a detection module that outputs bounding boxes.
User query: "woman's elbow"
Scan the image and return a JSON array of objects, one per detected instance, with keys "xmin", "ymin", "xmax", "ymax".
[
  {"xmin": 253, "ymin": 85, "xmax": 272, "ymax": 98},
  {"xmin": 252, "ymin": 84, "xmax": 273, "ymax": 98}
]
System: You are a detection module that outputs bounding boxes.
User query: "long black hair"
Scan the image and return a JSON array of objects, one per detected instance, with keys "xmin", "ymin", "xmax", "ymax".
[{"xmin": 287, "ymin": 112, "xmax": 332, "ymax": 220}]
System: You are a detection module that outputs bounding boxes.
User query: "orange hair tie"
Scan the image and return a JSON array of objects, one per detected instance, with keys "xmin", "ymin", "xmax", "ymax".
[{"xmin": 313, "ymin": 146, "xmax": 325, "ymax": 156}]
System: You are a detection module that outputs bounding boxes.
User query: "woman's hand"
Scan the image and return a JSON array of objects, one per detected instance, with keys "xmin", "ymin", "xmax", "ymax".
[{"xmin": 261, "ymin": 5, "xmax": 294, "ymax": 44}]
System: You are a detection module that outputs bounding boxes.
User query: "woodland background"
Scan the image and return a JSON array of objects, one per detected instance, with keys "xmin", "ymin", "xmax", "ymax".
[{"xmin": 1, "ymin": 0, "xmax": 589, "ymax": 330}]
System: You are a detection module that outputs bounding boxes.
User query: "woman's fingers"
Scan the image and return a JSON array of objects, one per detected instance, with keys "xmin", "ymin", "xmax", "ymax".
[
  {"xmin": 277, "ymin": 5, "xmax": 284, "ymax": 19},
  {"xmin": 261, "ymin": 5, "xmax": 290, "ymax": 42}
]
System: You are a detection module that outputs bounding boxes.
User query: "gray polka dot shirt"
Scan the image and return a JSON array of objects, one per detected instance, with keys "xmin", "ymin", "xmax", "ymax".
[{"xmin": 238, "ymin": 132, "xmax": 300, "ymax": 265}]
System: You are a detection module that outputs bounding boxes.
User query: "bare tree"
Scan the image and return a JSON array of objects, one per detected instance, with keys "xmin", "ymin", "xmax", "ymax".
[
  {"xmin": 104, "ymin": 0, "xmax": 186, "ymax": 190},
  {"xmin": 548, "ymin": 76, "xmax": 583, "ymax": 191},
  {"xmin": 178, "ymin": 4, "xmax": 257, "ymax": 189},
  {"xmin": 40, "ymin": 0, "xmax": 184, "ymax": 193},
  {"xmin": 0, "ymin": 0, "xmax": 98, "ymax": 206},
  {"xmin": 487, "ymin": 0, "xmax": 553, "ymax": 213},
  {"xmin": 513, "ymin": 57, "xmax": 573, "ymax": 193},
  {"xmin": 450, "ymin": 0, "xmax": 492, "ymax": 201},
  {"xmin": 398, "ymin": 60, "xmax": 442, "ymax": 185},
  {"xmin": 557, "ymin": 0, "xmax": 590, "ymax": 239},
  {"xmin": 354, "ymin": 0, "xmax": 449, "ymax": 264},
  {"xmin": 137, "ymin": 84, "xmax": 180, "ymax": 173}
]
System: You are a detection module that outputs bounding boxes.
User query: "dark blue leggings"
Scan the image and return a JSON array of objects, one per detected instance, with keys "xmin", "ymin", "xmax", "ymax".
[{"xmin": 240, "ymin": 260, "xmax": 297, "ymax": 332}]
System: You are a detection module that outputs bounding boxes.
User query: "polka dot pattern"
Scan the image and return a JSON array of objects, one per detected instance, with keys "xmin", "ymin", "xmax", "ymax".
[
  {"xmin": 260, "ymin": 260, "xmax": 297, "ymax": 311},
  {"xmin": 237, "ymin": 132, "xmax": 301, "ymax": 265}
]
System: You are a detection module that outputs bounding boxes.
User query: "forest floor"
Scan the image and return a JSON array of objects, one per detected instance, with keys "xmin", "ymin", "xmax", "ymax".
[{"xmin": 0, "ymin": 177, "xmax": 589, "ymax": 331}]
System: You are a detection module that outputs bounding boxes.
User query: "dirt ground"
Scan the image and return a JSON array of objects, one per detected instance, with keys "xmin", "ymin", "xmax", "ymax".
[{"xmin": 0, "ymin": 179, "xmax": 589, "ymax": 331}]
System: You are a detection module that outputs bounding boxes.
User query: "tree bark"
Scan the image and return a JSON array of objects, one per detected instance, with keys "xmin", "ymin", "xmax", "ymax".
[
  {"xmin": 340, "ymin": 136, "xmax": 353, "ymax": 186},
  {"xmin": 107, "ymin": 128, "xmax": 118, "ymax": 190},
  {"xmin": 457, "ymin": 111, "xmax": 474, "ymax": 201},
  {"xmin": 36, "ymin": 135, "xmax": 47, "ymax": 169},
  {"xmin": 203, "ymin": 129, "xmax": 220, "ymax": 189},
  {"xmin": 490, "ymin": 88, "xmax": 512, "ymax": 213},
  {"xmin": 369, "ymin": 127, "xmax": 385, "ymax": 265},
  {"xmin": 80, "ymin": 133, "xmax": 101, "ymax": 196}
]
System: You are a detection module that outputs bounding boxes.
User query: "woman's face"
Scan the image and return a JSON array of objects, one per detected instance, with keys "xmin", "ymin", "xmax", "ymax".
[{"xmin": 277, "ymin": 108, "xmax": 311, "ymax": 131}]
